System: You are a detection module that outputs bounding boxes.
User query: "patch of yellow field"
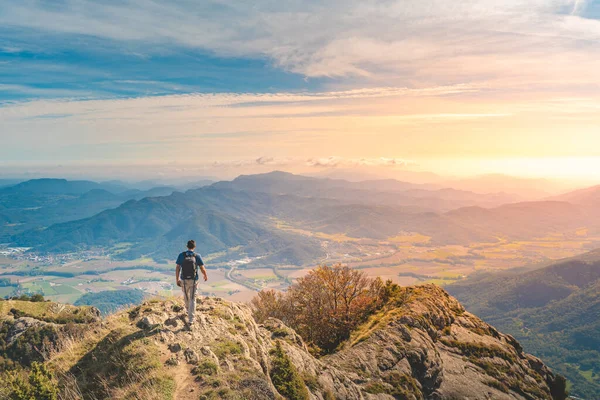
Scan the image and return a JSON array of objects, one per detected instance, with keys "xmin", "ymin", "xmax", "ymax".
[
  {"xmin": 575, "ymin": 228, "xmax": 588, "ymax": 237},
  {"xmin": 314, "ymin": 232, "xmax": 359, "ymax": 242},
  {"xmin": 479, "ymin": 252, "xmax": 522, "ymax": 260},
  {"xmin": 534, "ymin": 242, "xmax": 582, "ymax": 248},
  {"xmin": 430, "ymin": 249, "xmax": 454, "ymax": 259},
  {"xmin": 537, "ymin": 233, "xmax": 566, "ymax": 242},
  {"xmin": 387, "ymin": 234, "xmax": 431, "ymax": 244},
  {"xmin": 132, "ymin": 257, "xmax": 154, "ymax": 264},
  {"xmin": 437, "ymin": 270, "xmax": 465, "ymax": 279},
  {"xmin": 500, "ymin": 242, "xmax": 522, "ymax": 250},
  {"xmin": 272, "ymin": 217, "xmax": 359, "ymax": 242},
  {"xmin": 469, "ymin": 238, "xmax": 507, "ymax": 249}
]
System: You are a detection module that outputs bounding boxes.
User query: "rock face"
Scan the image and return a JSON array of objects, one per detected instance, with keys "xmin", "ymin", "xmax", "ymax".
[
  {"xmin": 326, "ymin": 285, "xmax": 564, "ymax": 399},
  {"xmin": 1, "ymin": 286, "xmax": 566, "ymax": 400}
]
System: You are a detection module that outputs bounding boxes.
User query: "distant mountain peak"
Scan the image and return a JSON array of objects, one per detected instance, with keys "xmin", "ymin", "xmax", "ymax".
[{"xmin": 235, "ymin": 170, "xmax": 310, "ymax": 181}]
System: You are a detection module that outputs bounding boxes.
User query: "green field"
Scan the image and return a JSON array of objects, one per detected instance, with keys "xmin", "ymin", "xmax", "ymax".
[{"xmin": 22, "ymin": 280, "xmax": 81, "ymax": 296}]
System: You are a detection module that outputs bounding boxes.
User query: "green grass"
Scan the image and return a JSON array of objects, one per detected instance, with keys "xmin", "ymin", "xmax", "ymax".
[
  {"xmin": 578, "ymin": 368, "xmax": 597, "ymax": 384},
  {"xmin": 0, "ymin": 300, "xmax": 98, "ymax": 323},
  {"xmin": 0, "ymin": 287, "xmax": 15, "ymax": 297},
  {"xmin": 192, "ymin": 360, "xmax": 218, "ymax": 376},
  {"xmin": 212, "ymin": 339, "xmax": 243, "ymax": 359},
  {"xmin": 67, "ymin": 326, "xmax": 172, "ymax": 400},
  {"xmin": 45, "ymin": 293, "xmax": 84, "ymax": 305},
  {"xmin": 21, "ymin": 281, "xmax": 81, "ymax": 296}
]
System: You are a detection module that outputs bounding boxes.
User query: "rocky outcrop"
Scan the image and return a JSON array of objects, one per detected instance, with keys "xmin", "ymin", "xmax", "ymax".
[
  {"xmin": 1, "ymin": 286, "xmax": 566, "ymax": 399},
  {"xmin": 112, "ymin": 286, "xmax": 564, "ymax": 399},
  {"xmin": 327, "ymin": 285, "xmax": 565, "ymax": 399}
]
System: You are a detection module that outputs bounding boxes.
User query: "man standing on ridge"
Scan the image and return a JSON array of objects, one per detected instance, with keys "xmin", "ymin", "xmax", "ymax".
[{"xmin": 176, "ymin": 240, "xmax": 208, "ymax": 329}]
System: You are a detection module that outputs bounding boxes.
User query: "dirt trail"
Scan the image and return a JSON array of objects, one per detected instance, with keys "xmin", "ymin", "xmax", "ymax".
[
  {"xmin": 159, "ymin": 346, "xmax": 196, "ymax": 400},
  {"xmin": 156, "ymin": 312, "xmax": 200, "ymax": 400}
]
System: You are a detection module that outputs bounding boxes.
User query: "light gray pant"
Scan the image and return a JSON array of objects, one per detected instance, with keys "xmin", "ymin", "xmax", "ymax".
[{"xmin": 181, "ymin": 279, "xmax": 197, "ymax": 324}]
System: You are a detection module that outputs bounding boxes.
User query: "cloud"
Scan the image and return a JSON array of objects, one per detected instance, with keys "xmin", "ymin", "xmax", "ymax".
[
  {"xmin": 0, "ymin": 84, "xmax": 483, "ymax": 121},
  {"xmin": 211, "ymin": 157, "xmax": 295, "ymax": 168},
  {"xmin": 0, "ymin": 84, "xmax": 92, "ymax": 99},
  {"xmin": 208, "ymin": 156, "xmax": 415, "ymax": 170},
  {"xmin": 1, "ymin": 0, "xmax": 599, "ymax": 88},
  {"xmin": 305, "ymin": 156, "xmax": 414, "ymax": 168},
  {"xmin": 2, "ymin": 83, "xmax": 596, "ymax": 165}
]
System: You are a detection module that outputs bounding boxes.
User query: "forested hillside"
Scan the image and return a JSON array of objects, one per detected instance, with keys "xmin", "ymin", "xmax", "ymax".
[{"xmin": 448, "ymin": 253, "xmax": 600, "ymax": 397}]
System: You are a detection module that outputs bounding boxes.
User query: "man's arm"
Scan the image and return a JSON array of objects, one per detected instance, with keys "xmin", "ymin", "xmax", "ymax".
[
  {"xmin": 199, "ymin": 264, "xmax": 208, "ymax": 281},
  {"xmin": 175, "ymin": 264, "xmax": 181, "ymax": 286},
  {"xmin": 197, "ymin": 254, "xmax": 208, "ymax": 281}
]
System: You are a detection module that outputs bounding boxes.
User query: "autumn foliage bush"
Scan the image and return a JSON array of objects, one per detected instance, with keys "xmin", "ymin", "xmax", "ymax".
[{"xmin": 251, "ymin": 264, "xmax": 388, "ymax": 354}]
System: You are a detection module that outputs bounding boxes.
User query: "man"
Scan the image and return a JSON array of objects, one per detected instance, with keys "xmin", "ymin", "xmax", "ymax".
[{"xmin": 176, "ymin": 240, "xmax": 208, "ymax": 328}]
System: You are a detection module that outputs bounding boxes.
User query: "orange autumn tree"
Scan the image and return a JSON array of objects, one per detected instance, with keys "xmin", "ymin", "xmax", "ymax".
[{"xmin": 251, "ymin": 264, "xmax": 385, "ymax": 354}]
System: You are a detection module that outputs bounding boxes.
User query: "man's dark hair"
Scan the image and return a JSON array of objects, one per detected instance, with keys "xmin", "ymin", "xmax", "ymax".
[{"xmin": 187, "ymin": 240, "xmax": 196, "ymax": 250}]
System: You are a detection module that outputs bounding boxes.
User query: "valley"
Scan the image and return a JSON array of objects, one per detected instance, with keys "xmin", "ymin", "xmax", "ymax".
[{"xmin": 2, "ymin": 223, "xmax": 598, "ymax": 304}]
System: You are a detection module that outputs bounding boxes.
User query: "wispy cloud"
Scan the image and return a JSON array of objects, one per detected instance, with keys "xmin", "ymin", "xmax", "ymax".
[
  {"xmin": 209, "ymin": 156, "xmax": 415, "ymax": 170},
  {"xmin": 2, "ymin": 81, "xmax": 599, "ymax": 165},
  {"xmin": 1, "ymin": 0, "xmax": 600, "ymax": 88},
  {"xmin": 0, "ymin": 85, "xmax": 483, "ymax": 120},
  {"xmin": 306, "ymin": 157, "xmax": 414, "ymax": 168},
  {"xmin": 0, "ymin": 84, "xmax": 92, "ymax": 99}
]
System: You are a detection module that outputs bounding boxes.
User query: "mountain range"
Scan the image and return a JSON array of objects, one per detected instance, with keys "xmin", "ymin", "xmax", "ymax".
[
  {"xmin": 0, "ymin": 178, "xmax": 205, "ymax": 242},
  {"xmin": 213, "ymin": 171, "xmax": 522, "ymax": 211},
  {"xmin": 7, "ymin": 172, "xmax": 600, "ymax": 265}
]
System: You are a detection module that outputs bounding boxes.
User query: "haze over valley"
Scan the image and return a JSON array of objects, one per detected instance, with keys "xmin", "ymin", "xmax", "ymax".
[{"xmin": 3, "ymin": 171, "xmax": 600, "ymax": 303}]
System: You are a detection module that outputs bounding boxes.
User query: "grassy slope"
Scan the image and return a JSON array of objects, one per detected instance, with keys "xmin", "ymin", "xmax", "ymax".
[{"xmin": 0, "ymin": 300, "xmax": 99, "ymax": 323}]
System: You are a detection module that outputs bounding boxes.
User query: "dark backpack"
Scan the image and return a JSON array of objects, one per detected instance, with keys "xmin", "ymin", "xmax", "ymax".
[{"xmin": 180, "ymin": 252, "xmax": 198, "ymax": 280}]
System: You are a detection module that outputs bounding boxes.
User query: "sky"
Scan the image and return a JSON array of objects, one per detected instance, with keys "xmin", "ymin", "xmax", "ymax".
[{"xmin": 1, "ymin": 0, "xmax": 600, "ymax": 183}]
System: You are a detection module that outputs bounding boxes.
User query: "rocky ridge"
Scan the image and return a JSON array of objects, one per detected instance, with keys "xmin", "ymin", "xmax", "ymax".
[{"xmin": 0, "ymin": 285, "xmax": 566, "ymax": 399}]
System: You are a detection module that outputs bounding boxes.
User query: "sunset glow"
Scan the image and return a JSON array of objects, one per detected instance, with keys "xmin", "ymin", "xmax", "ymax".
[{"xmin": 1, "ymin": 0, "xmax": 600, "ymax": 184}]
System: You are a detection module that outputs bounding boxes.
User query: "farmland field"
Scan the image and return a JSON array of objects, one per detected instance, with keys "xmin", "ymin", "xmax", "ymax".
[{"xmin": 2, "ymin": 226, "xmax": 599, "ymax": 305}]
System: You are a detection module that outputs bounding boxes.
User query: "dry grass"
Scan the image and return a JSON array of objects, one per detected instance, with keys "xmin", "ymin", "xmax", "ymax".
[{"xmin": 387, "ymin": 234, "xmax": 431, "ymax": 245}]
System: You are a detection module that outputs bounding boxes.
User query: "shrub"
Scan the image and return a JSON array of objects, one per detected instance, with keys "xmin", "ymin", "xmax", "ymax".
[
  {"xmin": 269, "ymin": 341, "xmax": 309, "ymax": 400},
  {"xmin": 193, "ymin": 360, "xmax": 219, "ymax": 376},
  {"xmin": 6, "ymin": 362, "xmax": 59, "ymax": 400},
  {"xmin": 364, "ymin": 381, "xmax": 388, "ymax": 394},
  {"xmin": 252, "ymin": 264, "xmax": 385, "ymax": 353},
  {"xmin": 484, "ymin": 378, "xmax": 509, "ymax": 393},
  {"xmin": 301, "ymin": 372, "xmax": 319, "ymax": 391},
  {"xmin": 212, "ymin": 339, "xmax": 243, "ymax": 359},
  {"xmin": 30, "ymin": 294, "xmax": 45, "ymax": 303},
  {"xmin": 440, "ymin": 339, "xmax": 516, "ymax": 363}
]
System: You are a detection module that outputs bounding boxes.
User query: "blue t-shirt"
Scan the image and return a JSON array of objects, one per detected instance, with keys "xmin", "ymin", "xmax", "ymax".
[{"xmin": 176, "ymin": 250, "xmax": 204, "ymax": 267}]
